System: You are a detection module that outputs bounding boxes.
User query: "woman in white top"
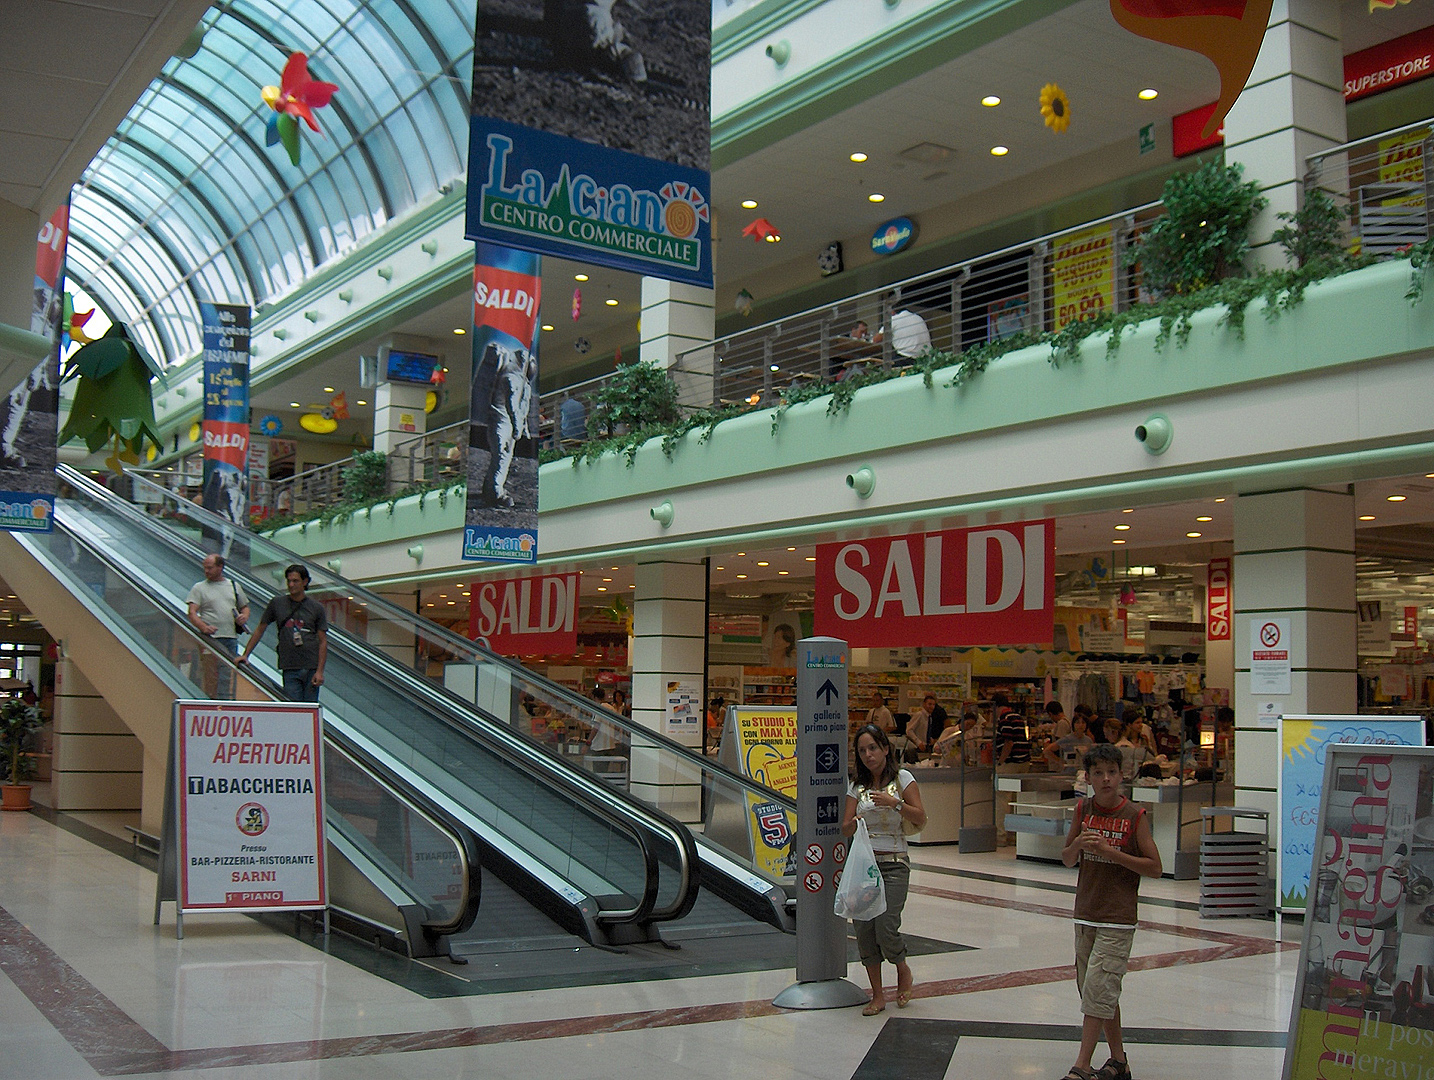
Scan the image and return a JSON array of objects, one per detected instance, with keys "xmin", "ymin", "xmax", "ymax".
[{"xmin": 841, "ymin": 723, "xmax": 926, "ymax": 1015}]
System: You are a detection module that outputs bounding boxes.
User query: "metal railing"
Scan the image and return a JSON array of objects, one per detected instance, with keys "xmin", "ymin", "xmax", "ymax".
[
  {"xmin": 1304, "ymin": 118, "xmax": 1434, "ymax": 257},
  {"xmin": 671, "ymin": 202, "xmax": 1164, "ymax": 410}
]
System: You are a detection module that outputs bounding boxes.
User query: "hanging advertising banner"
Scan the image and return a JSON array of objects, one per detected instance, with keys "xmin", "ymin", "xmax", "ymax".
[
  {"xmin": 1051, "ymin": 223, "xmax": 1115, "ymax": 329},
  {"xmin": 1206, "ymin": 557, "xmax": 1232, "ymax": 641},
  {"xmin": 467, "ymin": 571, "xmax": 579, "ymax": 654},
  {"xmin": 815, "ymin": 520, "xmax": 1055, "ymax": 648},
  {"xmin": 199, "ymin": 302, "xmax": 251, "ymax": 534},
  {"xmin": 464, "ymin": 243, "xmax": 541, "ymax": 564},
  {"xmin": 467, "ymin": 0, "xmax": 711, "ymax": 287},
  {"xmin": 0, "ymin": 202, "xmax": 67, "ymax": 533},
  {"xmin": 173, "ymin": 700, "xmax": 326, "ymax": 914},
  {"xmin": 1276, "ymin": 715, "xmax": 1425, "ymax": 914},
  {"xmin": 1282, "ymin": 744, "xmax": 1434, "ymax": 1080}
]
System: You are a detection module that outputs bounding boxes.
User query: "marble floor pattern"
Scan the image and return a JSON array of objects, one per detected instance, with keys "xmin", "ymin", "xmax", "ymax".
[{"xmin": 0, "ymin": 808, "xmax": 1300, "ymax": 1080}]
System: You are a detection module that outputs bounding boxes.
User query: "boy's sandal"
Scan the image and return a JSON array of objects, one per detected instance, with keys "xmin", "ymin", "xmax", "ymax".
[
  {"xmin": 1061, "ymin": 1068, "xmax": 1098, "ymax": 1080},
  {"xmin": 861, "ymin": 999, "xmax": 886, "ymax": 1016},
  {"xmin": 1095, "ymin": 1057, "xmax": 1131, "ymax": 1080}
]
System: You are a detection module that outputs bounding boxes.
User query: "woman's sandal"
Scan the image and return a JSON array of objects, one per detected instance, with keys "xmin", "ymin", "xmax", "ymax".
[
  {"xmin": 861, "ymin": 999, "xmax": 886, "ymax": 1016},
  {"xmin": 896, "ymin": 986, "xmax": 913, "ymax": 1008}
]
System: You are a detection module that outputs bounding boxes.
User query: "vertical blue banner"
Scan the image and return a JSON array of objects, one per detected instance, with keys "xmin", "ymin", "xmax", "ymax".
[
  {"xmin": 199, "ymin": 303, "xmax": 251, "ymax": 535},
  {"xmin": 463, "ymin": 243, "xmax": 540, "ymax": 563}
]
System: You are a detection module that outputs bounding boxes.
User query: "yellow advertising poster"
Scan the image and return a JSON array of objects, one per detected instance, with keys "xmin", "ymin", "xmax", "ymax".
[
  {"xmin": 731, "ymin": 707, "xmax": 797, "ymax": 877},
  {"xmin": 1378, "ymin": 131, "xmax": 1425, "ymax": 208},
  {"xmin": 1052, "ymin": 223, "xmax": 1115, "ymax": 329}
]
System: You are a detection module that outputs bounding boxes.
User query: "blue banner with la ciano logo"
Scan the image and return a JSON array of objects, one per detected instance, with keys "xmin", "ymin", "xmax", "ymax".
[{"xmin": 466, "ymin": 118, "xmax": 712, "ymax": 288}]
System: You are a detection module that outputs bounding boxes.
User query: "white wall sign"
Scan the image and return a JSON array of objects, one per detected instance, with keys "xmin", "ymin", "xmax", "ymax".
[
  {"xmin": 175, "ymin": 701, "xmax": 326, "ymax": 914},
  {"xmin": 665, "ymin": 679, "xmax": 701, "ymax": 738},
  {"xmin": 1250, "ymin": 617, "xmax": 1292, "ymax": 695}
]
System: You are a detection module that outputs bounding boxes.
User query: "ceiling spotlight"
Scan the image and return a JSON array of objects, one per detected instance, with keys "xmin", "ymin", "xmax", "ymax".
[
  {"xmin": 453, "ymin": 328, "xmax": 467, "ymax": 335},
  {"xmin": 769, "ymin": 364, "xmax": 779, "ymax": 372},
  {"xmin": 575, "ymin": 273, "xmax": 588, "ymax": 281},
  {"xmin": 868, "ymin": 193, "xmax": 885, "ymax": 202},
  {"xmin": 289, "ymin": 401, "xmax": 301, "ymax": 408},
  {"xmin": 1214, "ymin": 497, "xmax": 1226, "ymax": 503},
  {"xmin": 323, "ymin": 386, "xmax": 335, "ymax": 393},
  {"xmin": 597, "ymin": 586, "xmax": 607, "ymax": 592},
  {"xmin": 355, "ymin": 399, "xmax": 367, "ymax": 406},
  {"xmin": 541, "ymin": 324, "xmax": 555, "ymax": 331},
  {"xmin": 981, "ymin": 95, "xmax": 1001, "ymax": 107},
  {"xmin": 805, "ymin": 556, "xmax": 816, "ymax": 562},
  {"xmin": 850, "ymin": 152, "xmax": 868, "ymax": 162},
  {"xmin": 741, "ymin": 199, "xmax": 758, "ymax": 208},
  {"xmin": 715, "ymin": 566, "xmax": 724, "ymax": 571},
  {"xmin": 778, "ymin": 570, "xmax": 789, "ymax": 576},
  {"xmin": 1186, "ymin": 531, "xmax": 1203, "ymax": 538},
  {"xmin": 1122, "ymin": 508, "xmax": 1134, "ymax": 513},
  {"xmin": 605, "ymin": 298, "xmax": 619, "ymax": 306},
  {"xmin": 737, "ymin": 552, "xmax": 746, "ymax": 556},
  {"xmin": 1112, "ymin": 539, "xmax": 1126, "ymax": 544},
  {"xmin": 757, "ymin": 561, "xmax": 769, "ymax": 567},
  {"xmin": 1138, "ymin": 88, "xmax": 1159, "ymax": 100},
  {"xmin": 787, "ymin": 547, "xmax": 796, "ymax": 552},
  {"xmin": 990, "ymin": 145, "xmax": 1009, "ymax": 156},
  {"xmin": 736, "ymin": 574, "xmax": 748, "ymax": 579},
  {"xmin": 1114, "ymin": 524, "xmax": 1131, "ymax": 531},
  {"xmin": 1196, "ymin": 516, "xmax": 1212, "ymax": 522},
  {"xmin": 1359, "ymin": 515, "xmax": 1377, "ymax": 521},
  {"xmin": 1388, "ymin": 494, "xmax": 1408, "ymax": 502}
]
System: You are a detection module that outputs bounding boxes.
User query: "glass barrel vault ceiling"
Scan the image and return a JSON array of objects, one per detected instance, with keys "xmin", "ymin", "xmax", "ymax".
[{"xmin": 67, "ymin": 0, "xmax": 475, "ymax": 367}]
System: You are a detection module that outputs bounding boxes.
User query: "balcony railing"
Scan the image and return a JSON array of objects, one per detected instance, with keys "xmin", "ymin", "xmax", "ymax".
[{"xmin": 1304, "ymin": 118, "xmax": 1434, "ymax": 257}]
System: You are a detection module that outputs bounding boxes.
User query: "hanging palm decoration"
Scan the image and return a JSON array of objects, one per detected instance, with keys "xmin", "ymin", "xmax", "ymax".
[{"xmin": 57, "ymin": 323, "xmax": 165, "ymax": 472}]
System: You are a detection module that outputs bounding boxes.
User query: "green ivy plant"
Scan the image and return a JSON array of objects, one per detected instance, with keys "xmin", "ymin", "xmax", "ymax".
[
  {"xmin": 586, "ymin": 361, "xmax": 681, "ymax": 438},
  {"xmin": 1125, "ymin": 160, "xmax": 1266, "ymax": 295},
  {"xmin": 341, "ymin": 450, "xmax": 389, "ymax": 503}
]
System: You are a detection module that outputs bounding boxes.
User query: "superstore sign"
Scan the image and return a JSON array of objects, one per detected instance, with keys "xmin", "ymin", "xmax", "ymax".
[
  {"xmin": 176, "ymin": 702, "xmax": 326, "ymax": 912},
  {"xmin": 814, "ymin": 519, "xmax": 1054, "ymax": 647}
]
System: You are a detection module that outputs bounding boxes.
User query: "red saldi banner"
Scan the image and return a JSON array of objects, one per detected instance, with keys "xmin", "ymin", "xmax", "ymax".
[
  {"xmin": 468, "ymin": 572, "xmax": 579, "ymax": 655},
  {"xmin": 1206, "ymin": 557, "xmax": 1231, "ymax": 641},
  {"xmin": 815, "ymin": 520, "xmax": 1054, "ymax": 648}
]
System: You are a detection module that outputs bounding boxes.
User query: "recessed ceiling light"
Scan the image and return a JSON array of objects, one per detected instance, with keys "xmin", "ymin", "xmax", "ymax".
[
  {"xmin": 787, "ymin": 547, "xmax": 796, "ymax": 552},
  {"xmin": 1138, "ymin": 88, "xmax": 1159, "ymax": 100},
  {"xmin": 868, "ymin": 193, "xmax": 885, "ymax": 202},
  {"xmin": 715, "ymin": 566, "xmax": 724, "ymax": 571},
  {"xmin": 611, "ymin": 567, "xmax": 619, "ymax": 571},
  {"xmin": 850, "ymin": 152, "xmax": 868, "ymax": 162},
  {"xmin": 757, "ymin": 561, "xmax": 770, "ymax": 566},
  {"xmin": 1186, "ymin": 531, "xmax": 1203, "ymax": 538},
  {"xmin": 289, "ymin": 401, "xmax": 301, "ymax": 407},
  {"xmin": 1196, "ymin": 516, "xmax": 1212, "ymax": 522},
  {"xmin": 1214, "ymin": 497, "xmax": 1226, "ymax": 503},
  {"xmin": 981, "ymin": 95, "xmax": 1001, "ymax": 107},
  {"xmin": 737, "ymin": 552, "xmax": 746, "ymax": 556},
  {"xmin": 990, "ymin": 145, "xmax": 1009, "ymax": 156},
  {"xmin": 778, "ymin": 570, "xmax": 789, "ymax": 576},
  {"xmin": 1387, "ymin": 494, "xmax": 1407, "ymax": 502},
  {"xmin": 1426, "ymin": 473, "xmax": 1434, "ymax": 478},
  {"xmin": 741, "ymin": 199, "xmax": 758, "ymax": 208},
  {"xmin": 447, "ymin": 600, "xmax": 455, "ymax": 605},
  {"xmin": 605, "ymin": 298, "xmax": 619, "ymax": 306},
  {"xmin": 355, "ymin": 399, "xmax": 367, "ymax": 406},
  {"xmin": 597, "ymin": 586, "xmax": 607, "ymax": 592},
  {"xmin": 1360, "ymin": 515, "xmax": 1377, "ymax": 521},
  {"xmin": 805, "ymin": 556, "xmax": 816, "ymax": 562},
  {"xmin": 1112, "ymin": 539, "xmax": 1126, "ymax": 544},
  {"xmin": 323, "ymin": 386, "xmax": 335, "ymax": 393},
  {"xmin": 1114, "ymin": 524, "xmax": 1131, "ymax": 531},
  {"xmin": 541, "ymin": 324, "xmax": 554, "ymax": 331},
  {"xmin": 453, "ymin": 327, "xmax": 466, "ymax": 335},
  {"xmin": 1122, "ymin": 508, "xmax": 1134, "ymax": 513},
  {"xmin": 575, "ymin": 273, "xmax": 588, "ymax": 281},
  {"xmin": 602, "ymin": 577, "xmax": 612, "ymax": 582},
  {"xmin": 736, "ymin": 574, "xmax": 747, "ymax": 579}
]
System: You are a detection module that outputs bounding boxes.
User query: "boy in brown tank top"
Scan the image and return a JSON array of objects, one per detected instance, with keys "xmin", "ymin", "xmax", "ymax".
[{"xmin": 1058, "ymin": 743, "xmax": 1162, "ymax": 1080}]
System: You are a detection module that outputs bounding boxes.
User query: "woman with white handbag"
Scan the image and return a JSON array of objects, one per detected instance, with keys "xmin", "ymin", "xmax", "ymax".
[{"xmin": 841, "ymin": 724, "xmax": 927, "ymax": 1015}]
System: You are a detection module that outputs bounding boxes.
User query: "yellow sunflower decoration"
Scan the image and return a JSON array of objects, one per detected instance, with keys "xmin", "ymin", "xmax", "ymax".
[{"xmin": 1040, "ymin": 83, "xmax": 1071, "ymax": 132}]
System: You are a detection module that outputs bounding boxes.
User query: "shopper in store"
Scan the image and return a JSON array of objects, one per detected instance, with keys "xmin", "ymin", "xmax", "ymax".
[
  {"xmin": 1059, "ymin": 743, "xmax": 1163, "ymax": 1080},
  {"xmin": 238, "ymin": 564, "xmax": 327, "ymax": 702},
  {"xmin": 841, "ymin": 723, "xmax": 926, "ymax": 1016},
  {"xmin": 994, "ymin": 695, "xmax": 1032, "ymax": 766},
  {"xmin": 1046, "ymin": 700, "xmax": 1071, "ymax": 738},
  {"xmin": 865, "ymin": 691, "xmax": 895, "ymax": 733},
  {"xmin": 1044, "ymin": 713, "xmax": 1095, "ymax": 773},
  {"xmin": 186, "ymin": 552, "xmax": 250, "ymax": 699},
  {"xmin": 906, "ymin": 696, "xmax": 935, "ymax": 754}
]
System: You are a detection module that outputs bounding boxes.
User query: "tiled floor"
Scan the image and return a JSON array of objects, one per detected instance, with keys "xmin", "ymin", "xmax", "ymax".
[{"xmin": 0, "ymin": 807, "xmax": 1297, "ymax": 1079}]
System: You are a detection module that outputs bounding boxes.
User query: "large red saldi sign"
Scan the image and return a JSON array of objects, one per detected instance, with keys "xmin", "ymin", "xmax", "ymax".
[
  {"xmin": 1206, "ymin": 556, "xmax": 1232, "ymax": 641},
  {"xmin": 814, "ymin": 520, "xmax": 1054, "ymax": 648},
  {"xmin": 467, "ymin": 572, "xmax": 579, "ymax": 655}
]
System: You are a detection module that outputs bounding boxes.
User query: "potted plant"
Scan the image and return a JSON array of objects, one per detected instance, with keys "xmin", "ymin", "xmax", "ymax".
[{"xmin": 0, "ymin": 699, "xmax": 44, "ymax": 811}]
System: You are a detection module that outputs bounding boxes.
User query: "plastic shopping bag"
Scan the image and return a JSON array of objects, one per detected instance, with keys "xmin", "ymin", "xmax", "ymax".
[{"xmin": 833, "ymin": 818, "xmax": 887, "ymax": 921}]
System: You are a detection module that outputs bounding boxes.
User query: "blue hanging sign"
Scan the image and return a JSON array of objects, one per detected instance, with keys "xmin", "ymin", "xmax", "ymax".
[
  {"xmin": 199, "ymin": 302, "xmax": 251, "ymax": 535},
  {"xmin": 870, "ymin": 217, "xmax": 917, "ymax": 256},
  {"xmin": 466, "ymin": 118, "xmax": 712, "ymax": 288}
]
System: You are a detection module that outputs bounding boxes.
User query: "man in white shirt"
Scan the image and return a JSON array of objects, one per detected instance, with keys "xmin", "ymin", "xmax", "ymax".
[
  {"xmin": 866, "ymin": 691, "xmax": 895, "ymax": 733},
  {"xmin": 186, "ymin": 553, "xmax": 250, "ymax": 698}
]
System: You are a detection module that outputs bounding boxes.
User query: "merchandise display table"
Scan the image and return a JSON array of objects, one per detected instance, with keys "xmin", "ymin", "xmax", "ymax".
[
  {"xmin": 904, "ymin": 764, "xmax": 993, "ymax": 845},
  {"xmin": 999, "ymin": 772, "xmax": 1079, "ymax": 861}
]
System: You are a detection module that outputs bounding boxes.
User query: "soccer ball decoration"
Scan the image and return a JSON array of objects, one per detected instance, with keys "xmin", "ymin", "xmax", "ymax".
[{"xmin": 817, "ymin": 242, "xmax": 844, "ymax": 277}]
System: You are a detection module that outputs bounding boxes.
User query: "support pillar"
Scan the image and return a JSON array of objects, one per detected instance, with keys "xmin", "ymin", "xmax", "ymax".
[
  {"xmin": 639, "ymin": 277, "xmax": 714, "ymax": 406},
  {"xmin": 0, "ymin": 199, "xmax": 40, "ymax": 331},
  {"xmin": 630, "ymin": 559, "xmax": 706, "ymax": 822},
  {"xmin": 51, "ymin": 658, "xmax": 142, "ymax": 813},
  {"xmin": 1223, "ymin": 0, "xmax": 1346, "ymax": 266},
  {"xmin": 1232, "ymin": 488, "xmax": 1356, "ymax": 861}
]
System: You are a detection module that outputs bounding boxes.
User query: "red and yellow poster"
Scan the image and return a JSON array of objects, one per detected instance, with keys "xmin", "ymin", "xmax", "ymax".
[
  {"xmin": 1052, "ymin": 224, "xmax": 1115, "ymax": 329},
  {"xmin": 1378, "ymin": 131, "xmax": 1425, "ymax": 209},
  {"xmin": 731, "ymin": 706, "xmax": 797, "ymax": 878}
]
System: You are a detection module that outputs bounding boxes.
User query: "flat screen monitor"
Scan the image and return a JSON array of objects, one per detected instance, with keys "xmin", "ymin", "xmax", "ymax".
[{"xmin": 382, "ymin": 348, "xmax": 439, "ymax": 385}]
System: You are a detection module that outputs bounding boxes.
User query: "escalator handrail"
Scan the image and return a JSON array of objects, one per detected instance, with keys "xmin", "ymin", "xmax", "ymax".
[
  {"xmin": 39, "ymin": 502, "xmax": 484, "ymax": 939},
  {"xmin": 53, "ymin": 471, "xmax": 665, "ymax": 927},
  {"xmin": 111, "ymin": 463, "xmax": 796, "ymax": 818}
]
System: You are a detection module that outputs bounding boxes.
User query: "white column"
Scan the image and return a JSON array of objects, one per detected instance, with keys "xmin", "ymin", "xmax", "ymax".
[
  {"xmin": 50, "ymin": 658, "xmax": 142, "ymax": 812},
  {"xmin": 1232, "ymin": 488, "xmax": 1356, "ymax": 861},
  {"xmin": 0, "ymin": 200, "xmax": 40, "ymax": 330},
  {"xmin": 640, "ymin": 277, "xmax": 715, "ymax": 406},
  {"xmin": 1222, "ymin": 0, "xmax": 1346, "ymax": 265},
  {"xmin": 629, "ymin": 559, "xmax": 707, "ymax": 822}
]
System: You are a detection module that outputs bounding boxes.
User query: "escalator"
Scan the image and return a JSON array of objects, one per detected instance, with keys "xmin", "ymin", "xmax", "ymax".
[
  {"xmin": 0, "ymin": 518, "xmax": 480, "ymax": 959},
  {"xmin": 45, "ymin": 466, "xmax": 800, "ymax": 965}
]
